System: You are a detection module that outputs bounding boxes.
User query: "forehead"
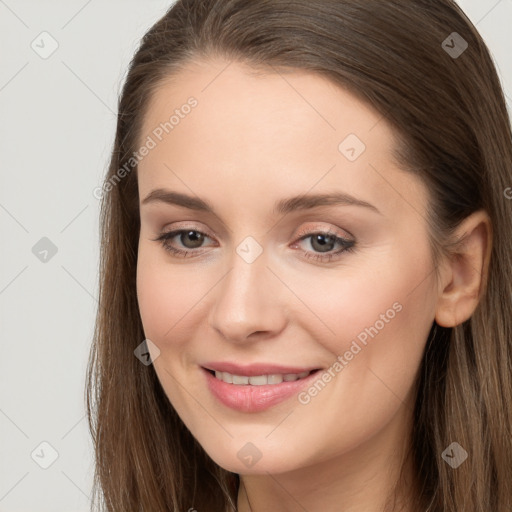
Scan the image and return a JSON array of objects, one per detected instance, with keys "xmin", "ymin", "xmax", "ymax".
[
  {"xmin": 140, "ymin": 57, "xmax": 395, "ymax": 148},
  {"xmin": 137, "ymin": 58, "xmax": 426, "ymax": 220}
]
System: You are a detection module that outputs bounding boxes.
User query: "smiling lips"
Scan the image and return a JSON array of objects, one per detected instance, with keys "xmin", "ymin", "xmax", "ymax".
[{"xmin": 201, "ymin": 362, "xmax": 322, "ymax": 412}]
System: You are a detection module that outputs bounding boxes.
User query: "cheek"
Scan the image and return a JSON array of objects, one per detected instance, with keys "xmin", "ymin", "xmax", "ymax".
[
  {"xmin": 136, "ymin": 241, "xmax": 213, "ymax": 349},
  {"xmin": 136, "ymin": 251, "xmax": 167, "ymax": 341},
  {"xmin": 277, "ymin": 254, "xmax": 434, "ymax": 457},
  {"xmin": 136, "ymin": 243, "xmax": 183, "ymax": 343},
  {"xmin": 289, "ymin": 249, "xmax": 435, "ymax": 396}
]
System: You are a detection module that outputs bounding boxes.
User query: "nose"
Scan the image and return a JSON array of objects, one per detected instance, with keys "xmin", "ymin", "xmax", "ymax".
[{"xmin": 208, "ymin": 247, "xmax": 286, "ymax": 344}]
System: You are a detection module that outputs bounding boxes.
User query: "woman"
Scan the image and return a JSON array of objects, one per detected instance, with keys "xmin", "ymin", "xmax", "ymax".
[{"xmin": 86, "ymin": 1, "xmax": 512, "ymax": 510}]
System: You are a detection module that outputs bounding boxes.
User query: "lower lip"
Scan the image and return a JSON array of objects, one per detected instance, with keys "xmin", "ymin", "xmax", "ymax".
[{"xmin": 202, "ymin": 367, "xmax": 320, "ymax": 413}]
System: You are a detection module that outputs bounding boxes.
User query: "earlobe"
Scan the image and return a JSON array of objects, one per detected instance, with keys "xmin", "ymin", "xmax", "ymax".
[{"xmin": 434, "ymin": 210, "xmax": 492, "ymax": 328}]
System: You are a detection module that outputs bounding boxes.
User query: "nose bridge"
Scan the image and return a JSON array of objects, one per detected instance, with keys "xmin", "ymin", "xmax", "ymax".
[{"xmin": 209, "ymin": 241, "xmax": 284, "ymax": 341}]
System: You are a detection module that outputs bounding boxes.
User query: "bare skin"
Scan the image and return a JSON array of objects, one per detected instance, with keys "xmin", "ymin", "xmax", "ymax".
[{"xmin": 135, "ymin": 57, "xmax": 492, "ymax": 512}]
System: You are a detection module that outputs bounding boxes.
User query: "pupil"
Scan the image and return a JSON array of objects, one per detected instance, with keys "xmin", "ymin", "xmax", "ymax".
[
  {"xmin": 182, "ymin": 231, "xmax": 204, "ymax": 248},
  {"xmin": 312, "ymin": 234, "xmax": 334, "ymax": 253}
]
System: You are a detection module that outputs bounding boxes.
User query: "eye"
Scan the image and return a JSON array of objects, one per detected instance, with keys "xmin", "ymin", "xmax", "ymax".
[
  {"xmin": 153, "ymin": 228, "xmax": 214, "ymax": 258},
  {"xmin": 292, "ymin": 229, "xmax": 356, "ymax": 262},
  {"xmin": 152, "ymin": 226, "xmax": 356, "ymax": 262}
]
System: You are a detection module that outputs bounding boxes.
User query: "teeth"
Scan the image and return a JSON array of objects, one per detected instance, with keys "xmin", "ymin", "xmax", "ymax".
[
  {"xmin": 232, "ymin": 374, "xmax": 249, "ymax": 385},
  {"xmin": 249, "ymin": 375, "xmax": 267, "ymax": 385},
  {"xmin": 213, "ymin": 370, "xmax": 311, "ymax": 385}
]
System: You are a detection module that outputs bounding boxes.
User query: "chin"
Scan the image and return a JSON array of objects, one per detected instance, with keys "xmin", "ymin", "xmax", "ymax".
[{"xmin": 199, "ymin": 438, "xmax": 306, "ymax": 475}]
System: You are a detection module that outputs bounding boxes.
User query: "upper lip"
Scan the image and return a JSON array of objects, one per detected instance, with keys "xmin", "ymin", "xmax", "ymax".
[{"xmin": 202, "ymin": 362, "xmax": 321, "ymax": 376}]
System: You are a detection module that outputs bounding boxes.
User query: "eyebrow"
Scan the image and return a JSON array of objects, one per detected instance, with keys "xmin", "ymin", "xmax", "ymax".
[{"xmin": 141, "ymin": 188, "xmax": 382, "ymax": 216}]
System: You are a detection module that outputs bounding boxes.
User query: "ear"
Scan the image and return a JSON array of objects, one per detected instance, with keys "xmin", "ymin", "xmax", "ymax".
[{"xmin": 435, "ymin": 209, "xmax": 493, "ymax": 328}]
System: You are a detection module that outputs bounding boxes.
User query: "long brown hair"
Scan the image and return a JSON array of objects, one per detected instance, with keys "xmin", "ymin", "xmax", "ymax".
[{"xmin": 86, "ymin": 1, "xmax": 512, "ymax": 510}]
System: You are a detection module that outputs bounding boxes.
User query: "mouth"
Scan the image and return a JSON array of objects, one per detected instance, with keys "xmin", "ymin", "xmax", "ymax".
[{"xmin": 201, "ymin": 366, "xmax": 323, "ymax": 412}]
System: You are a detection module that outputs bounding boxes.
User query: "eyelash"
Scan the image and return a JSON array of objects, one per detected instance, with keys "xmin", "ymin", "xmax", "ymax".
[{"xmin": 152, "ymin": 227, "xmax": 356, "ymax": 263}]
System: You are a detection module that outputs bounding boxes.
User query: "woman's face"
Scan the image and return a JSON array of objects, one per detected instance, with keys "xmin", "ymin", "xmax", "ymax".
[{"xmin": 136, "ymin": 57, "xmax": 438, "ymax": 475}]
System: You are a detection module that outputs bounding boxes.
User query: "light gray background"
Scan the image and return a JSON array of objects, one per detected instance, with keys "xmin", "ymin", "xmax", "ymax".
[{"xmin": 0, "ymin": 1, "xmax": 510, "ymax": 511}]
